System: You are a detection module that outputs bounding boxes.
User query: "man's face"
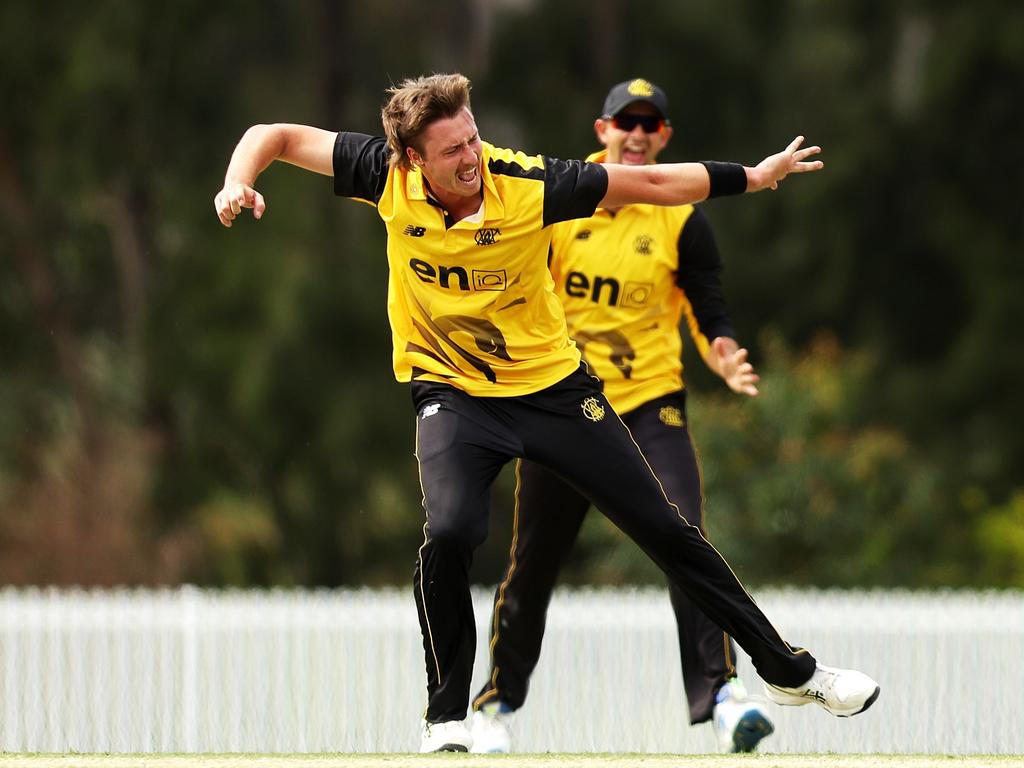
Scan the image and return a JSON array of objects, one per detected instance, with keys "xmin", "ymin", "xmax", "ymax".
[
  {"xmin": 595, "ymin": 101, "xmax": 672, "ymax": 166},
  {"xmin": 407, "ymin": 107, "xmax": 483, "ymax": 202}
]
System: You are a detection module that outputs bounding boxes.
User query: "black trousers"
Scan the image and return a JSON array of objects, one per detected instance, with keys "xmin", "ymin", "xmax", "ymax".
[
  {"xmin": 472, "ymin": 391, "xmax": 736, "ymax": 725},
  {"xmin": 411, "ymin": 366, "xmax": 815, "ymax": 723}
]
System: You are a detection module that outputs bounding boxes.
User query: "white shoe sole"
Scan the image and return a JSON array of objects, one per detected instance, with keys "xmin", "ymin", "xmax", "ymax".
[{"xmin": 431, "ymin": 744, "xmax": 469, "ymax": 753}]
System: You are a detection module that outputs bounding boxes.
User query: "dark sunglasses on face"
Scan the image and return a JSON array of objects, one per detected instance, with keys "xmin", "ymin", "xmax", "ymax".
[{"xmin": 609, "ymin": 113, "xmax": 667, "ymax": 133}]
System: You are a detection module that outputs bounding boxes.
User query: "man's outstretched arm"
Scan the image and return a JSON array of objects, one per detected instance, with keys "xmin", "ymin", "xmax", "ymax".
[
  {"xmin": 214, "ymin": 123, "xmax": 337, "ymax": 227},
  {"xmin": 599, "ymin": 135, "xmax": 822, "ymax": 209}
]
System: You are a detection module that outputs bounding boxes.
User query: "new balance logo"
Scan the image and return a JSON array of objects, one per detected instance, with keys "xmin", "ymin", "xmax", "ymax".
[
  {"xmin": 575, "ymin": 230, "xmax": 591, "ymax": 240},
  {"xmin": 421, "ymin": 403, "xmax": 441, "ymax": 419},
  {"xmin": 403, "ymin": 225, "xmax": 426, "ymax": 237},
  {"xmin": 474, "ymin": 228, "xmax": 500, "ymax": 246}
]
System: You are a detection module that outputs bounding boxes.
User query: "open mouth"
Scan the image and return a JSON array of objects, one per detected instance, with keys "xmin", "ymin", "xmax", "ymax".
[
  {"xmin": 621, "ymin": 144, "xmax": 648, "ymax": 165},
  {"xmin": 457, "ymin": 166, "xmax": 479, "ymax": 186}
]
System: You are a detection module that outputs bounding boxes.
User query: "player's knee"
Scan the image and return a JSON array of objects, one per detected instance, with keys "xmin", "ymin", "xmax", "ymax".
[{"xmin": 425, "ymin": 512, "xmax": 488, "ymax": 551}]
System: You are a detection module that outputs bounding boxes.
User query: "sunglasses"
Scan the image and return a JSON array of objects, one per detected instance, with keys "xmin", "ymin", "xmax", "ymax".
[{"xmin": 608, "ymin": 113, "xmax": 667, "ymax": 133}]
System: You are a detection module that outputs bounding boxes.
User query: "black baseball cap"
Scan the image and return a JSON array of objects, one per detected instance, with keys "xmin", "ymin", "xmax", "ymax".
[{"xmin": 601, "ymin": 78, "xmax": 670, "ymax": 119}]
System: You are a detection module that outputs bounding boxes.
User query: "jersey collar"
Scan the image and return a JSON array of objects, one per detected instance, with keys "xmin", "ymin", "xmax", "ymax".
[
  {"xmin": 478, "ymin": 142, "xmax": 506, "ymax": 223},
  {"xmin": 396, "ymin": 145, "xmax": 505, "ymax": 226}
]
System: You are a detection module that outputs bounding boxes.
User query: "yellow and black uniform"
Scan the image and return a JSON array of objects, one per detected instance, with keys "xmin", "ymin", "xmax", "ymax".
[
  {"xmin": 473, "ymin": 151, "xmax": 743, "ymax": 725},
  {"xmin": 334, "ymin": 133, "xmax": 605, "ymax": 396},
  {"xmin": 333, "ymin": 132, "xmax": 815, "ymax": 725},
  {"xmin": 550, "ymin": 150, "xmax": 733, "ymax": 413}
]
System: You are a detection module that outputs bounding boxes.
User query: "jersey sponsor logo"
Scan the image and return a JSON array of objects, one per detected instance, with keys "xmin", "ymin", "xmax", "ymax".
[
  {"xmin": 403, "ymin": 225, "xmax": 427, "ymax": 237},
  {"xmin": 473, "ymin": 269, "xmax": 507, "ymax": 291},
  {"xmin": 581, "ymin": 396, "xmax": 606, "ymax": 422},
  {"xmin": 409, "ymin": 259, "xmax": 508, "ymax": 292},
  {"xmin": 575, "ymin": 230, "xmax": 592, "ymax": 240},
  {"xmin": 633, "ymin": 235, "xmax": 653, "ymax": 255},
  {"xmin": 474, "ymin": 227, "xmax": 501, "ymax": 246},
  {"xmin": 658, "ymin": 406, "xmax": 685, "ymax": 427},
  {"xmin": 620, "ymin": 281, "xmax": 654, "ymax": 308},
  {"xmin": 565, "ymin": 272, "xmax": 654, "ymax": 308}
]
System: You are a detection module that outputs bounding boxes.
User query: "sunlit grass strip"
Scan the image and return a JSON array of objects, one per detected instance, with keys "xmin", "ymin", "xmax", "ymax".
[{"xmin": 1, "ymin": 754, "xmax": 1023, "ymax": 768}]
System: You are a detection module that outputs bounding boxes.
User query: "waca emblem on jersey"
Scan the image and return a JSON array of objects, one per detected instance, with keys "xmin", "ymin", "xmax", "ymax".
[
  {"xmin": 474, "ymin": 227, "xmax": 501, "ymax": 246},
  {"xmin": 633, "ymin": 234, "xmax": 653, "ymax": 255}
]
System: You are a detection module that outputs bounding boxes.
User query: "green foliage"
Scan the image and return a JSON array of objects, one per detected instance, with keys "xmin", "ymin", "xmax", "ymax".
[
  {"xmin": 0, "ymin": 1, "xmax": 1020, "ymax": 587},
  {"xmin": 564, "ymin": 333, "xmax": 953, "ymax": 587},
  {"xmin": 694, "ymin": 332, "xmax": 945, "ymax": 587},
  {"xmin": 976, "ymin": 491, "xmax": 1024, "ymax": 588},
  {"xmin": 190, "ymin": 492, "xmax": 281, "ymax": 586}
]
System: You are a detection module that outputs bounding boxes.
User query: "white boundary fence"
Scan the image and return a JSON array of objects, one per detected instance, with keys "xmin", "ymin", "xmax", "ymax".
[{"xmin": 1, "ymin": 586, "xmax": 1021, "ymax": 754}]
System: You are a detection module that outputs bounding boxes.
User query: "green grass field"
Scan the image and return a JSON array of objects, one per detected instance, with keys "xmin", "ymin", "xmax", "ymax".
[{"xmin": 1, "ymin": 755, "xmax": 1022, "ymax": 768}]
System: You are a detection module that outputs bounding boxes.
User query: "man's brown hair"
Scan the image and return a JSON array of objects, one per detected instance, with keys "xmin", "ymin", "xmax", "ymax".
[{"xmin": 381, "ymin": 73, "xmax": 472, "ymax": 171}]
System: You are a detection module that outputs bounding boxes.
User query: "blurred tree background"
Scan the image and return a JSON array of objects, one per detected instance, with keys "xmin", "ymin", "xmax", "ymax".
[{"xmin": 0, "ymin": 0, "xmax": 1021, "ymax": 589}]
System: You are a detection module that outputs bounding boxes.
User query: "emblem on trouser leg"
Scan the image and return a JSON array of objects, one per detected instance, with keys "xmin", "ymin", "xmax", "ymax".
[
  {"xmin": 581, "ymin": 396, "xmax": 605, "ymax": 422},
  {"xmin": 658, "ymin": 405, "xmax": 684, "ymax": 427}
]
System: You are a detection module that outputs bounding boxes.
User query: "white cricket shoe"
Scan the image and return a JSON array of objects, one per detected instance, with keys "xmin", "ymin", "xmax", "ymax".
[
  {"xmin": 712, "ymin": 678, "xmax": 774, "ymax": 753},
  {"xmin": 470, "ymin": 700, "xmax": 513, "ymax": 753},
  {"xmin": 419, "ymin": 719, "xmax": 472, "ymax": 753},
  {"xmin": 765, "ymin": 663, "xmax": 881, "ymax": 717}
]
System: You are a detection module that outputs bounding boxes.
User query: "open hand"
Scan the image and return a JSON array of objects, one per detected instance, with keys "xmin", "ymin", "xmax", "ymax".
[
  {"xmin": 712, "ymin": 337, "xmax": 760, "ymax": 397},
  {"xmin": 749, "ymin": 136, "xmax": 823, "ymax": 192}
]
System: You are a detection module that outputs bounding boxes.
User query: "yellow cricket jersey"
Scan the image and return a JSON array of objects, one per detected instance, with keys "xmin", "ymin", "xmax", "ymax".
[
  {"xmin": 549, "ymin": 151, "xmax": 734, "ymax": 414},
  {"xmin": 333, "ymin": 133, "xmax": 608, "ymax": 396}
]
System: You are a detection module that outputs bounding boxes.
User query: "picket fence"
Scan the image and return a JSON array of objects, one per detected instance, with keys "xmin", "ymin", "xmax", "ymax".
[{"xmin": 1, "ymin": 586, "xmax": 1021, "ymax": 754}]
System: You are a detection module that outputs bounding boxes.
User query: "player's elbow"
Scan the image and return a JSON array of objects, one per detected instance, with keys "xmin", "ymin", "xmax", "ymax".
[
  {"xmin": 636, "ymin": 165, "xmax": 679, "ymax": 205},
  {"xmin": 604, "ymin": 165, "xmax": 669, "ymax": 207},
  {"xmin": 242, "ymin": 123, "xmax": 291, "ymax": 160},
  {"xmin": 645, "ymin": 165, "xmax": 673, "ymax": 188},
  {"xmin": 243, "ymin": 123, "xmax": 275, "ymax": 140}
]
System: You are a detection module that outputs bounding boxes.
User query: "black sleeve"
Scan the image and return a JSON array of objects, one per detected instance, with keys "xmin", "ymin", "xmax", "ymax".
[
  {"xmin": 333, "ymin": 132, "xmax": 390, "ymax": 203},
  {"xmin": 542, "ymin": 158, "xmax": 609, "ymax": 228},
  {"xmin": 676, "ymin": 206, "xmax": 736, "ymax": 341}
]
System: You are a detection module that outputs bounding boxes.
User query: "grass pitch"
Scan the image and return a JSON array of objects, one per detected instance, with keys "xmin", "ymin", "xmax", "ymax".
[{"xmin": 0, "ymin": 755, "xmax": 1022, "ymax": 768}]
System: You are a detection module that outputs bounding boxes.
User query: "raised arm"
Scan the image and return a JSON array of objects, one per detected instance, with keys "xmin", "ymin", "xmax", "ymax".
[
  {"xmin": 214, "ymin": 123, "xmax": 337, "ymax": 227},
  {"xmin": 598, "ymin": 135, "xmax": 822, "ymax": 209}
]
